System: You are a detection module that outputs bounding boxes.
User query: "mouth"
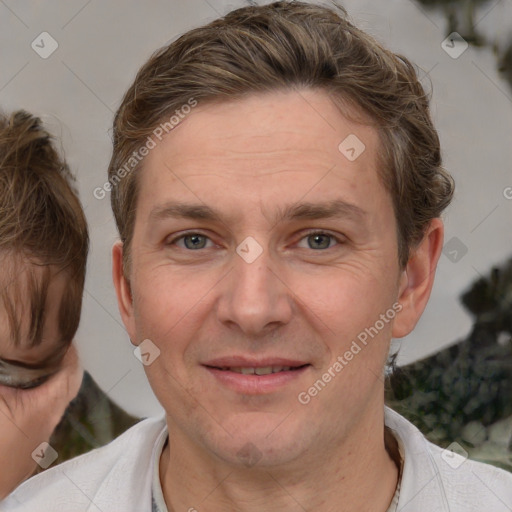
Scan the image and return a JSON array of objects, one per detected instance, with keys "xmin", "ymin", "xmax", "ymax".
[
  {"xmin": 209, "ymin": 364, "xmax": 309, "ymax": 375},
  {"xmin": 203, "ymin": 359, "xmax": 311, "ymax": 394}
]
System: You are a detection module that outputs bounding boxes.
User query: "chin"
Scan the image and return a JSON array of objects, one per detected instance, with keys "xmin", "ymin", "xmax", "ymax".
[
  {"xmin": 218, "ymin": 438, "xmax": 305, "ymax": 469},
  {"xmin": 201, "ymin": 415, "xmax": 310, "ymax": 468}
]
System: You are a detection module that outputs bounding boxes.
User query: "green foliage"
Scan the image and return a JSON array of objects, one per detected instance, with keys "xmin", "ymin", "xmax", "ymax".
[
  {"xmin": 387, "ymin": 258, "xmax": 512, "ymax": 471},
  {"xmin": 35, "ymin": 372, "xmax": 141, "ymax": 473}
]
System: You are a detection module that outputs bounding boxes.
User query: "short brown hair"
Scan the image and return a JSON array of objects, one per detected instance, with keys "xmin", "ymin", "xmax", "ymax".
[
  {"xmin": 108, "ymin": 0, "xmax": 454, "ymax": 270},
  {"xmin": 0, "ymin": 110, "xmax": 89, "ymax": 349}
]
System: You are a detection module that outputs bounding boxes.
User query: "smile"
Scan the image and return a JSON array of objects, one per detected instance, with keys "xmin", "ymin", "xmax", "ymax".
[
  {"xmin": 203, "ymin": 361, "xmax": 311, "ymax": 394},
  {"xmin": 214, "ymin": 365, "xmax": 307, "ymax": 375}
]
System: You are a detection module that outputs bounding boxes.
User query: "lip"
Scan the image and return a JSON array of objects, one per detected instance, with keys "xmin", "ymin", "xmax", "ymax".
[
  {"xmin": 202, "ymin": 356, "xmax": 311, "ymax": 395},
  {"xmin": 203, "ymin": 356, "xmax": 309, "ymax": 368}
]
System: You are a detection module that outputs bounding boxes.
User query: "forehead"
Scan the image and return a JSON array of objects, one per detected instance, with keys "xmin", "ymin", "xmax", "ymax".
[{"xmin": 136, "ymin": 89, "xmax": 384, "ymax": 224}]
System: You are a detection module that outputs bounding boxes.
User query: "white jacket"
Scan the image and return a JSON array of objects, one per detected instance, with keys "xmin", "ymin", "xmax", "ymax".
[{"xmin": 2, "ymin": 407, "xmax": 511, "ymax": 511}]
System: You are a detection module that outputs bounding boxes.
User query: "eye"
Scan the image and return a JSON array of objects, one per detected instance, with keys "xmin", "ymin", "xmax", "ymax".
[
  {"xmin": 15, "ymin": 374, "xmax": 51, "ymax": 390},
  {"xmin": 167, "ymin": 231, "xmax": 344, "ymax": 251},
  {"xmin": 0, "ymin": 369, "xmax": 53, "ymax": 390},
  {"xmin": 0, "ymin": 353, "xmax": 64, "ymax": 391},
  {"xmin": 168, "ymin": 232, "xmax": 214, "ymax": 250},
  {"xmin": 297, "ymin": 231, "xmax": 344, "ymax": 250}
]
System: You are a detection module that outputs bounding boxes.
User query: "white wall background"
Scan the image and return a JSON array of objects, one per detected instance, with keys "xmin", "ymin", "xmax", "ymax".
[{"xmin": 1, "ymin": 0, "xmax": 511, "ymax": 417}]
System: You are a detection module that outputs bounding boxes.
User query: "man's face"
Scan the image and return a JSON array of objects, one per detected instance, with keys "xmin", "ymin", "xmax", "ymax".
[{"xmin": 124, "ymin": 89, "xmax": 405, "ymax": 466}]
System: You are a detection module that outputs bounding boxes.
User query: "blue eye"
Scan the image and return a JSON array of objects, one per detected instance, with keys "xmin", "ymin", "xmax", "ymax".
[
  {"xmin": 170, "ymin": 233, "xmax": 213, "ymax": 250},
  {"xmin": 167, "ymin": 230, "xmax": 344, "ymax": 252},
  {"xmin": 306, "ymin": 233, "xmax": 333, "ymax": 250},
  {"xmin": 298, "ymin": 231, "xmax": 342, "ymax": 250}
]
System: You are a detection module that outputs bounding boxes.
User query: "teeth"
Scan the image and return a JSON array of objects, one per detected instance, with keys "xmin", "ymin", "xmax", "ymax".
[
  {"xmin": 228, "ymin": 366, "xmax": 293, "ymax": 375},
  {"xmin": 255, "ymin": 366, "xmax": 273, "ymax": 375}
]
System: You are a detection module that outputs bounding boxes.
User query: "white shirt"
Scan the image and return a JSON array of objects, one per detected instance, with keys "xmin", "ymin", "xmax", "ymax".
[{"xmin": 2, "ymin": 407, "xmax": 511, "ymax": 512}]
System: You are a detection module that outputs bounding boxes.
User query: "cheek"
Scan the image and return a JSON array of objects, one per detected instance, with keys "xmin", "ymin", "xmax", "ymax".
[
  {"xmin": 132, "ymin": 268, "xmax": 205, "ymax": 339},
  {"xmin": 292, "ymin": 266, "xmax": 398, "ymax": 375},
  {"xmin": 293, "ymin": 263, "xmax": 395, "ymax": 326},
  {"xmin": 131, "ymin": 271, "xmax": 215, "ymax": 394}
]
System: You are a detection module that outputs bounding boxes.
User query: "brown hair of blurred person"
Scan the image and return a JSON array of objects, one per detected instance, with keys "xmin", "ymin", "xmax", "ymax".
[{"xmin": 0, "ymin": 110, "xmax": 89, "ymax": 357}]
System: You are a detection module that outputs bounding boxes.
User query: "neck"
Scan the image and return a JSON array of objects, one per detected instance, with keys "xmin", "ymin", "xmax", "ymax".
[{"xmin": 159, "ymin": 404, "xmax": 399, "ymax": 512}]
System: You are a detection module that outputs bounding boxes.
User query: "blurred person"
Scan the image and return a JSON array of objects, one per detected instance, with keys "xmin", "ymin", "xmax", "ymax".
[
  {"xmin": 5, "ymin": 2, "xmax": 512, "ymax": 511},
  {"xmin": 0, "ymin": 109, "xmax": 87, "ymax": 498},
  {"xmin": 0, "ymin": 110, "xmax": 138, "ymax": 500}
]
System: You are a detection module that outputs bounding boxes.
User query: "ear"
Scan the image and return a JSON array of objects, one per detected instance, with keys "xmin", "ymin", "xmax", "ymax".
[
  {"xmin": 112, "ymin": 241, "xmax": 136, "ymax": 344},
  {"xmin": 392, "ymin": 218, "xmax": 444, "ymax": 339}
]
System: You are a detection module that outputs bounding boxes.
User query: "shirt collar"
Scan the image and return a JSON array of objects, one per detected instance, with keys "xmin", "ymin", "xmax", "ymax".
[{"xmin": 151, "ymin": 407, "xmax": 450, "ymax": 512}]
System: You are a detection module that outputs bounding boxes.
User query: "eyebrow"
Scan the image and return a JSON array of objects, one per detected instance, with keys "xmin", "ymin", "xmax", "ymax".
[{"xmin": 148, "ymin": 199, "xmax": 367, "ymax": 225}]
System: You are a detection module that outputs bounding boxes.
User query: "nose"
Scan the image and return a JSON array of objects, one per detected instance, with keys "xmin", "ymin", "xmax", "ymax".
[{"xmin": 216, "ymin": 243, "xmax": 293, "ymax": 336}]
